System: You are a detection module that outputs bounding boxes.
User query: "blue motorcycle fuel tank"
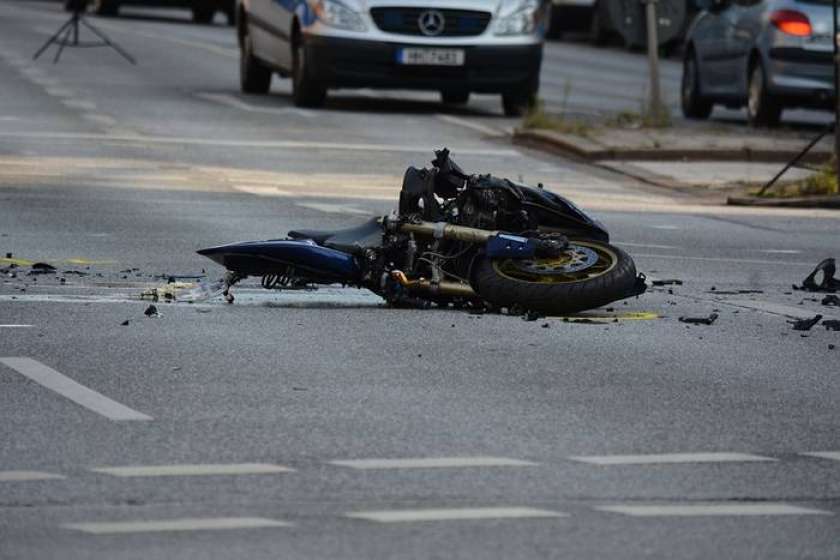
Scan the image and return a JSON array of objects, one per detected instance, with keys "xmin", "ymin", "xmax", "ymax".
[{"xmin": 197, "ymin": 239, "xmax": 361, "ymax": 281}]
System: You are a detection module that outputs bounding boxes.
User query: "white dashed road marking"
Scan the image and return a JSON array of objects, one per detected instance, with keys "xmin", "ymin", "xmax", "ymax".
[
  {"xmin": 0, "ymin": 357, "xmax": 152, "ymax": 421},
  {"xmin": 0, "ymin": 325, "xmax": 33, "ymax": 328},
  {"xmin": 436, "ymin": 114, "xmax": 505, "ymax": 137},
  {"xmin": 801, "ymin": 452, "xmax": 840, "ymax": 462},
  {"xmin": 296, "ymin": 202, "xmax": 371, "ymax": 215},
  {"xmin": 569, "ymin": 452, "xmax": 776, "ymax": 465},
  {"xmin": 0, "ymin": 471, "xmax": 65, "ymax": 482},
  {"xmin": 92, "ymin": 463, "xmax": 294, "ymax": 477},
  {"xmin": 616, "ymin": 242, "xmax": 680, "ymax": 250},
  {"xmin": 346, "ymin": 507, "xmax": 566, "ymax": 523},
  {"xmin": 331, "ymin": 457, "xmax": 537, "ymax": 470},
  {"xmin": 63, "ymin": 517, "xmax": 292, "ymax": 534},
  {"xmin": 596, "ymin": 504, "xmax": 831, "ymax": 517},
  {"xmin": 760, "ymin": 249, "xmax": 802, "ymax": 254},
  {"xmin": 196, "ymin": 92, "xmax": 315, "ymax": 118},
  {"xmin": 0, "ymin": 131, "xmax": 520, "ymax": 156}
]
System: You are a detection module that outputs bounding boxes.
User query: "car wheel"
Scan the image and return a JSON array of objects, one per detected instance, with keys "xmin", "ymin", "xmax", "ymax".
[
  {"xmin": 192, "ymin": 4, "xmax": 215, "ymax": 24},
  {"xmin": 681, "ymin": 50, "xmax": 713, "ymax": 120},
  {"xmin": 502, "ymin": 90, "xmax": 536, "ymax": 117},
  {"xmin": 441, "ymin": 91, "xmax": 470, "ymax": 105},
  {"xmin": 292, "ymin": 39, "xmax": 327, "ymax": 108},
  {"xmin": 240, "ymin": 24, "xmax": 271, "ymax": 94},
  {"xmin": 92, "ymin": 0, "xmax": 118, "ymax": 16},
  {"xmin": 747, "ymin": 61, "xmax": 782, "ymax": 127}
]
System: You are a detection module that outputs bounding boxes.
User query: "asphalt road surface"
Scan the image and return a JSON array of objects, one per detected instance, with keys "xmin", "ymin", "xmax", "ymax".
[{"xmin": 1, "ymin": 3, "xmax": 839, "ymax": 559}]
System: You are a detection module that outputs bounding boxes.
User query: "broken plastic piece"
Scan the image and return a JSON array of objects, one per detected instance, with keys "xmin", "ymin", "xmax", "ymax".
[
  {"xmin": 789, "ymin": 314, "xmax": 822, "ymax": 331},
  {"xmin": 823, "ymin": 320, "xmax": 840, "ymax": 331},
  {"xmin": 678, "ymin": 313, "xmax": 718, "ymax": 325},
  {"xmin": 796, "ymin": 258, "xmax": 840, "ymax": 293},
  {"xmin": 144, "ymin": 305, "xmax": 159, "ymax": 317},
  {"xmin": 822, "ymin": 295, "xmax": 840, "ymax": 307},
  {"xmin": 28, "ymin": 262, "xmax": 56, "ymax": 275},
  {"xmin": 652, "ymin": 279, "xmax": 683, "ymax": 286}
]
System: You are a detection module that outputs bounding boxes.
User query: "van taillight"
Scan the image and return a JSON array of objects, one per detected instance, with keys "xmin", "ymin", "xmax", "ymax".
[{"xmin": 770, "ymin": 10, "xmax": 812, "ymax": 36}]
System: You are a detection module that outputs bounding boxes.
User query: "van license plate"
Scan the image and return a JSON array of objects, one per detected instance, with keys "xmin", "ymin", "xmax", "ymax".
[{"xmin": 397, "ymin": 48, "xmax": 465, "ymax": 66}]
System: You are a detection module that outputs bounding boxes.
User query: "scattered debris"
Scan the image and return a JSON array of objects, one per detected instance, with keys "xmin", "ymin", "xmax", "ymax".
[
  {"xmin": 562, "ymin": 317, "xmax": 601, "ymax": 324},
  {"xmin": 120, "ymin": 320, "xmax": 130, "ymax": 326},
  {"xmin": 830, "ymin": 344, "xmax": 836, "ymax": 350},
  {"xmin": 143, "ymin": 305, "xmax": 159, "ymax": 317},
  {"xmin": 678, "ymin": 313, "xmax": 719, "ymax": 326},
  {"xmin": 789, "ymin": 315, "xmax": 822, "ymax": 331},
  {"xmin": 62, "ymin": 270, "xmax": 88, "ymax": 276},
  {"xmin": 541, "ymin": 323, "xmax": 550, "ymax": 329},
  {"xmin": 794, "ymin": 258, "xmax": 840, "ymax": 292},
  {"xmin": 823, "ymin": 320, "xmax": 840, "ymax": 331},
  {"xmin": 822, "ymin": 295, "xmax": 840, "ymax": 307},
  {"xmin": 652, "ymin": 279, "xmax": 683, "ymax": 286},
  {"xmin": 171, "ymin": 367, "xmax": 181, "ymax": 372},
  {"xmin": 522, "ymin": 310, "xmax": 543, "ymax": 322},
  {"xmin": 28, "ymin": 262, "xmax": 56, "ymax": 275},
  {"xmin": 292, "ymin": 387, "xmax": 308, "ymax": 391}
]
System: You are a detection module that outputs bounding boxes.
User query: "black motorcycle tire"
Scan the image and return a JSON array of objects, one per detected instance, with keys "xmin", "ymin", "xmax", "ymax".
[{"xmin": 471, "ymin": 240, "xmax": 639, "ymax": 315}]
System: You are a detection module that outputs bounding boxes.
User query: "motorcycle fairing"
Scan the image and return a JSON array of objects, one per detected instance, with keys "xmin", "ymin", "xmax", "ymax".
[
  {"xmin": 197, "ymin": 238, "xmax": 361, "ymax": 281},
  {"xmin": 470, "ymin": 175, "xmax": 609, "ymax": 242},
  {"xmin": 288, "ymin": 217, "xmax": 384, "ymax": 255}
]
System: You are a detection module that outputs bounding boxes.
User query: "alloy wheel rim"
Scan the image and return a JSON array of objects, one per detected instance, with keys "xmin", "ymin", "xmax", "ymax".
[{"xmin": 493, "ymin": 242, "xmax": 618, "ymax": 285}]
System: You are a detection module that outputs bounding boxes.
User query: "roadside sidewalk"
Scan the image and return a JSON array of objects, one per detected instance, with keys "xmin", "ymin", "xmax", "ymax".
[{"xmin": 513, "ymin": 118, "xmax": 839, "ymax": 208}]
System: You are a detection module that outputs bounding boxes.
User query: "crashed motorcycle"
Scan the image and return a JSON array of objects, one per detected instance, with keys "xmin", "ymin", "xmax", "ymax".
[{"xmin": 198, "ymin": 149, "xmax": 645, "ymax": 315}]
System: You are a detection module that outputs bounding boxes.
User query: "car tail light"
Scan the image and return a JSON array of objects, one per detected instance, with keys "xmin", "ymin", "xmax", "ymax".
[{"xmin": 770, "ymin": 10, "xmax": 812, "ymax": 36}]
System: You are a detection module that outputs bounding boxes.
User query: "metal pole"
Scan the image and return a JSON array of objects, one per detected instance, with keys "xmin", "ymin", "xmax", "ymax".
[
  {"xmin": 644, "ymin": 0, "xmax": 662, "ymax": 122},
  {"xmin": 834, "ymin": 0, "xmax": 839, "ymax": 187}
]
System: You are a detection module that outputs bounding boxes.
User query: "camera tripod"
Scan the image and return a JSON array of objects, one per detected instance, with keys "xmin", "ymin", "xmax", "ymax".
[{"xmin": 33, "ymin": 5, "xmax": 136, "ymax": 64}]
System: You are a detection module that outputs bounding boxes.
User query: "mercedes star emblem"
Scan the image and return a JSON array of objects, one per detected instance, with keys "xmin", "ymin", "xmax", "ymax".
[{"xmin": 418, "ymin": 10, "xmax": 445, "ymax": 36}]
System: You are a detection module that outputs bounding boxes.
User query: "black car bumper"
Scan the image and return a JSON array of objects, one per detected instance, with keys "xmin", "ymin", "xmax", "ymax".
[{"xmin": 303, "ymin": 35, "xmax": 542, "ymax": 94}]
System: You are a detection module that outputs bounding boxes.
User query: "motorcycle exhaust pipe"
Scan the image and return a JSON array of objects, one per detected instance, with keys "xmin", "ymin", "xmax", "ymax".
[
  {"xmin": 399, "ymin": 221, "xmax": 498, "ymax": 244},
  {"xmin": 391, "ymin": 271, "xmax": 477, "ymax": 298}
]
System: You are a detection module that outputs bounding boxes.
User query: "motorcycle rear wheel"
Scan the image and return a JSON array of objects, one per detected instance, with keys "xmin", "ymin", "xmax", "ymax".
[{"xmin": 471, "ymin": 240, "xmax": 639, "ymax": 315}]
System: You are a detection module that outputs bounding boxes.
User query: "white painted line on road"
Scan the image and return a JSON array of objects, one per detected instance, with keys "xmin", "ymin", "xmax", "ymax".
[
  {"xmin": 596, "ymin": 504, "xmax": 831, "ymax": 517},
  {"xmin": 232, "ymin": 185, "xmax": 294, "ymax": 197},
  {"xmin": 649, "ymin": 225, "xmax": 680, "ymax": 230},
  {"xmin": 82, "ymin": 114, "xmax": 117, "ymax": 127},
  {"xmin": 615, "ymin": 242, "xmax": 680, "ymax": 250},
  {"xmin": 196, "ymin": 92, "xmax": 315, "ymax": 118},
  {"xmin": 569, "ymin": 452, "xmax": 776, "ymax": 465},
  {"xmin": 759, "ymin": 249, "xmax": 802, "ymax": 254},
  {"xmin": 634, "ymin": 253, "xmax": 816, "ymax": 267},
  {"xmin": 0, "ymin": 131, "xmax": 520, "ymax": 156},
  {"xmin": 801, "ymin": 452, "xmax": 840, "ymax": 462},
  {"xmin": 436, "ymin": 114, "xmax": 506, "ymax": 137},
  {"xmin": 61, "ymin": 99, "xmax": 97, "ymax": 111},
  {"xmin": 92, "ymin": 463, "xmax": 294, "ymax": 477},
  {"xmin": 0, "ymin": 325, "xmax": 33, "ymax": 328},
  {"xmin": 346, "ymin": 507, "xmax": 566, "ymax": 523},
  {"xmin": 726, "ymin": 300, "xmax": 838, "ymax": 321},
  {"xmin": 44, "ymin": 87, "xmax": 74, "ymax": 98},
  {"xmin": 0, "ymin": 358, "xmax": 152, "ymax": 421},
  {"xmin": 0, "ymin": 471, "xmax": 65, "ymax": 482},
  {"xmin": 63, "ymin": 517, "xmax": 292, "ymax": 534},
  {"xmin": 331, "ymin": 457, "xmax": 537, "ymax": 470},
  {"xmin": 296, "ymin": 202, "xmax": 369, "ymax": 215}
]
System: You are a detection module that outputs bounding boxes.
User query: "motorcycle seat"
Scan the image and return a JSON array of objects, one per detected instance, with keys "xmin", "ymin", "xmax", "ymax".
[{"xmin": 288, "ymin": 217, "xmax": 382, "ymax": 255}]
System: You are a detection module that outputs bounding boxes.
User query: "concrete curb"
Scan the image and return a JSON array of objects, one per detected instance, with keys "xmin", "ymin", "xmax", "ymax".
[
  {"xmin": 513, "ymin": 128, "xmax": 833, "ymax": 164},
  {"xmin": 726, "ymin": 195, "xmax": 840, "ymax": 209}
]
